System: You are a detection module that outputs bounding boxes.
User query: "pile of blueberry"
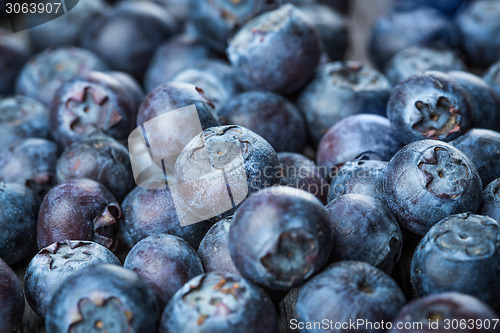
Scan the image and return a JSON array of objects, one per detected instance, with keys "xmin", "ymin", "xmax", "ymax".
[{"xmin": 1, "ymin": 0, "xmax": 500, "ymax": 332}]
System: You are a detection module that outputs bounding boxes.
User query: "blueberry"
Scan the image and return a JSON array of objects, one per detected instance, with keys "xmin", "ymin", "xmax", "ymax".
[
  {"xmin": 0, "ymin": 258, "xmax": 24, "ymax": 333},
  {"xmin": 119, "ymin": 183, "xmax": 212, "ymax": 250},
  {"xmin": 450, "ymin": 129, "xmax": 500, "ymax": 186},
  {"xmin": 27, "ymin": 0, "xmax": 107, "ymax": 51},
  {"xmin": 46, "ymin": 264, "xmax": 159, "ymax": 333},
  {"xmin": 172, "ymin": 60, "xmax": 240, "ymax": 111},
  {"xmin": 447, "ymin": 71, "xmax": 500, "ymax": 131},
  {"xmin": 0, "ymin": 138, "xmax": 58, "ymax": 196},
  {"xmin": 0, "ymin": 182, "xmax": 39, "ymax": 265},
  {"xmin": 0, "ymin": 28, "xmax": 30, "ymax": 95},
  {"xmin": 144, "ymin": 33, "xmax": 216, "ymax": 92},
  {"xmin": 389, "ymin": 292, "xmax": 500, "ymax": 333},
  {"xmin": 124, "ymin": 234, "xmax": 204, "ymax": 308},
  {"xmin": 483, "ymin": 60, "xmax": 500, "ymax": 97},
  {"xmin": 106, "ymin": 71, "xmax": 145, "ymax": 109},
  {"xmin": 174, "ymin": 125, "xmax": 280, "ymax": 223},
  {"xmin": 393, "ymin": 0, "xmax": 466, "ymax": 17},
  {"xmin": 278, "ymin": 152, "xmax": 329, "ymax": 203},
  {"xmin": 411, "ymin": 213, "xmax": 500, "ymax": 311},
  {"xmin": 316, "ymin": 114, "xmax": 402, "ymax": 173},
  {"xmin": 455, "ymin": 0, "xmax": 500, "ymax": 68},
  {"xmin": 384, "ymin": 140, "xmax": 482, "ymax": 235},
  {"xmin": 384, "ymin": 46, "xmax": 466, "ymax": 85},
  {"xmin": 227, "ymin": 4, "xmax": 321, "ymax": 95},
  {"xmin": 198, "ymin": 217, "xmax": 239, "ymax": 275},
  {"xmin": 480, "ymin": 178, "xmax": 500, "ymax": 223},
  {"xmin": 80, "ymin": 1, "xmax": 176, "ymax": 78},
  {"xmin": 56, "ymin": 134, "xmax": 134, "ymax": 201},
  {"xmin": 229, "ymin": 186, "xmax": 332, "ymax": 290},
  {"xmin": 133, "ymin": 82, "xmax": 220, "ymax": 180},
  {"xmin": 328, "ymin": 160, "xmax": 387, "ymax": 202},
  {"xmin": 369, "ymin": 7, "xmax": 454, "ymax": 69},
  {"xmin": 133, "ymin": 0, "xmax": 189, "ymax": 25},
  {"xmin": 325, "ymin": 194, "xmax": 403, "ymax": 274},
  {"xmin": 137, "ymin": 81, "xmax": 218, "ymax": 129},
  {"xmin": 24, "ymin": 240, "xmax": 121, "ymax": 317},
  {"xmin": 189, "ymin": 0, "xmax": 266, "ymax": 53},
  {"xmin": 160, "ymin": 272, "xmax": 279, "ymax": 333},
  {"xmin": 218, "ymin": 91, "xmax": 308, "ymax": 153},
  {"xmin": 297, "ymin": 61, "xmax": 392, "ymax": 144},
  {"xmin": 0, "ymin": 95, "xmax": 50, "ymax": 150},
  {"xmin": 295, "ymin": 261, "xmax": 406, "ymax": 333},
  {"xmin": 295, "ymin": 3, "xmax": 349, "ymax": 61},
  {"xmin": 37, "ymin": 178, "xmax": 121, "ymax": 251},
  {"xmin": 387, "ymin": 71, "xmax": 474, "ymax": 143},
  {"xmin": 50, "ymin": 71, "xmax": 138, "ymax": 147},
  {"xmin": 15, "ymin": 46, "xmax": 109, "ymax": 106}
]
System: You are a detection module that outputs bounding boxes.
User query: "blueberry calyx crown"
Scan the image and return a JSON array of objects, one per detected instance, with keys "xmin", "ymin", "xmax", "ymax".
[
  {"xmin": 260, "ymin": 229, "xmax": 318, "ymax": 286},
  {"xmin": 182, "ymin": 275, "xmax": 245, "ymax": 325},
  {"xmin": 41, "ymin": 241, "xmax": 93, "ymax": 270},
  {"xmin": 92, "ymin": 204, "xmax": 120, "ymax": 251},
  {"xmin": 418, "ymin": 146, "xmax": 468, "ymax": 199},
  {"xmin": 65, "ymin": 86, "xmax": 122, "ymax": 135},
  {"xmin": 413, "ymin": 96, "xmax": 461, "ymax": 140},
  {"xmin": 69, "ymin": 297, "xmax": 132, "ymax": 333},
  {"xmin": 434, "ymin": 213, "xmax": 498, "ymax": 259}
]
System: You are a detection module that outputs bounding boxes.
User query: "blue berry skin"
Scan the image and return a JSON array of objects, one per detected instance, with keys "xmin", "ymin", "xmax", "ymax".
[
  {"xmin": 387, "ymin": 71, "xmax": 474, "ymax": 144},
  {"xmin": 24, "ymin": 240, "xmax": 121, "ymax": 318},
  {"xmin": 480, "ymin": 178, "xmax": 500, "ymax": 223},
  {"xmin": 137, "ymin": 82, "xmax": 219, "ymax": 128},
  {"xmin": 484, "ymin": 60, "xmax": 500, "ymax": 97},
  {"xmin": 369, "ymin": 7, "xmax": 454, "ymax": 70},
  {"xmin": 144, "ymin": 34, "xmax": 216, "ymax": 92},
  {"xmin": 0, "ymin": 258, "xmax": 24, "ymax": 333},
  {"xmin": 384, "ymin": 46, "xmax": 466, "ymax": 85},
  {"xmin": 0, "ymin": 96, "xmax": 50, "ymax": 148},
  {"xmin": 50, "ymin": 71, "xmax": 138, "ymax": 147},
  {"xmin": 229, "ymin": 186, "xmax": 332, "ymax": 290},
  {"xmin": 218, "ymin": 91, "xmax": 308, "ymax": 153},
  {"xmin": 450, "ymin": 129, "xmax": 500, "ymax": 186},
  {"xmin": 15, "ymin": 46, "xmax": 109, "ymax": 107},
  {"xmin": 124, "ymin": 234, "xmax": 204, "ymax": 309},
  {"xmin": 172, "ymin": 60, "xmax": 240, "ymax": 112},
  {"xmin": 0, "ymin": 28, "xmax": 30, "ymax": 95},
  {"xmin": 296, "ymin": 261, "xmax": 406, "ymax": 333},
  {"xmin": 325, "ymin": 194, "xmax": 403, "ymax": 274},
  {"xmin": 328, "ymin": 160, "xmax": 387, "ymax": 203},
  {"xmin": 295, "ymin": 3, "xmax": 349, "ymax": 62},
  {"xmin": 227, "ymin": 4, "xmax": 321, "ymax": 95},
  {"xmin": 0, "ymin": 182, "xmax": 39, "ymax": 265},
  {"xmin": 389, "ymin": 292, "xmax": 500, "ymax": 333},
  {"xmin": 56, "ymin": 134, "xmax": 134, "ymax": 201},
  {"xmin": 297, "ymin": 61, "xmax": 392, "ymax": 145},
  {"xmin": 119, "ymin": 184, "xmax": 212, "ymax": 250},
  {"xmin": 317, "ymin": 114, "xmax": 402, "ymax": 173},
  {"xmin": 106, "ymin": 71, "xmax": 145, "ymax": 110},
  {"xmin": 189, "ymin": 0, "xmax": 265, "ymax": 53},
  {"xmin": 455, "ymin": 0, "xmax": 500, "ymax": 68},
  {"xmin": 37, "ymin": 178, "xmax": 121, "ymax": 251},
  {"xmin": 198, "ymin": 217, "xmax": 239, "ymax": 275},
  {"xmin": 46, "ymin": 264, "xmax": 159, "ymax": 333},
  {"xmin": 384, "ymin": 140, "xmax": 482, "ymax": 235},
  {"xmin": 27, "ymin": 0, "xmax": 106, "ymax": 51},
  {"xmin": 174, "ymin": 125, "xmax": 281, "ymax": 221},
  {"xmin": 160, "ymin": 272, "xmax": 279, "ymax": 333},
  {"xmin": 448, "ymin": 71, "xmax": 500, "ymax": 131},
  {"xmin": 394, "ymin": 0, "xmax": 466, "ymax": 17},
  {"xmin": 411, "ymin": 213, "xmax": 500, "ymax": 311},
  {"xmin": 278, "ymin": 152, "xmax": 329, "ymax": 204},
  {"xmin": 80, "ymin": 2, "xmax": 176, "ymax": 78},
  {"xmin": 0, "ymin": 138, "xmax": 58, "ymax": 197}
]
